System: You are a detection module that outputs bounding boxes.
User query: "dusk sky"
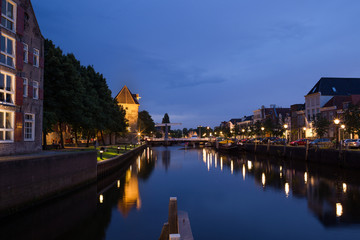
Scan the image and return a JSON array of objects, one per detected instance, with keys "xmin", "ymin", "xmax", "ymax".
[{"xmin": 32, "ymin": 0, "xmax": 360, "ymax": 128}]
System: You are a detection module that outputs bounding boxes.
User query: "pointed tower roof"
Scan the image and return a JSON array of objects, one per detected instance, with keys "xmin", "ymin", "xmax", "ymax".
[{"xmin": 115, "ymin": 86, "xmax": 139, "ymax": 105}]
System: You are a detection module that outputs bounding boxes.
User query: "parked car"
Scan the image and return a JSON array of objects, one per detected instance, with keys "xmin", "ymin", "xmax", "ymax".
[
  {"xmin": 273, "ymin": 138, "xmax": 286, "ymax": 145},
  {"xmin": 309, "ymin": 138, "xmax": 331, "ymax": 147},
  {"xmin": 348, "ymin": 139, "xmax": 360, "ymax": 149},
  {"xmin": 290, "ymin": 139, "xmax": 310, "ymax": 146},
  {"xmin": 253, "ymin": 137, "xmax": 263, "ymax": 143},
  {"xmin": 262, "ymin": 137, "xmax": 278, "ymax": 144},
  {"xmin": 343, "ymin": 139, "xmax": 355, "ymax": 147}
]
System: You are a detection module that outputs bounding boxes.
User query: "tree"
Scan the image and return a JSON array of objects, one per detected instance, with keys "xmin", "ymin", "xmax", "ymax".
[
  {"xmin": 312, "ymin": 114, "xmax": 331, "ymax": 138},
  {"xmin": 44, "ymin": 39, "xmax": 127, "ymax": 147},
  {"xmin": 138, "ymin": 110, "xmax": 155, "ymax": 135},
  {"xmin": 162, "ymin": 113, "xmax": 170, "ymax": 133},
  {"xmin": 343, "ymin": 104, "xmax": 360, "ymax": 137},
  {"xmin": 162, "ymin": 113, "xmax": 170, "ymax": 123}
]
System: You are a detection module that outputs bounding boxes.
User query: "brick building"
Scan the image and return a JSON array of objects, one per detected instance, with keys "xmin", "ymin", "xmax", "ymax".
[
  {"xmin": 0, "ymin": 0, "xmax": 44, "ymax": 155},
  {"xmin": 115, "ymin": 85, "xmax": 140, "ymax": 132}
]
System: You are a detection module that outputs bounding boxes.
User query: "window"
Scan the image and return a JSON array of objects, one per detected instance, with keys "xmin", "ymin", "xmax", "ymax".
[
  {"xmin": 1, "ymin": 0, "xmax": 15, "ymax": 32},
  {"xmin": 33, "ymin": 48, "xmax": 39, "ymax": 67},
  {"xmin": 0, "ymin": 110, "xmax": 14, "ymax": 142},
  {"xmin": 0, "ymin": 72, "xmax": 14, "ymax": 104},
  {"xmin": 24, "ymin": 113, "xmax": 34, "ymax": 141},
  {"xmin": 23, "ymin": 78, "xmax": 28, "ymax": 97},
  {"xmin": 23, "ymin": 43, "xmax": 28, "ymax": 63},
  {"xmin": 33, "ymin": 81, "xmax": 38, "ymax": 99},
  {"xmin": 0, "ymin": 34, "xmax": 14, "ymax": 67}
]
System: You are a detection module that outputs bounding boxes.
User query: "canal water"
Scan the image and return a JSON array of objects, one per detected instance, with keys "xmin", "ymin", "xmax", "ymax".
[{"xmin": 1, "ymin": 145, "xmax": 360, "ymax": 240}]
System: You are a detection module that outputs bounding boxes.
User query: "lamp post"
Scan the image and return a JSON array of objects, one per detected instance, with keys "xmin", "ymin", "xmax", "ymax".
[
  {"xmin": 284, "ymin": 124, "xmax": 288, "ymax": 144},
  {"xmin": 341, "ymin": 124, "xmax": 346, "ymax": 142},
  {"xmin": 261, "ymin": 127, "xmax": 265, "ymax": 138},
  {"xmin": 117, "ymin": 146, "xmax": 120, "ymax": 154},
  {"xmin": 100, "ymin": 148, "xmax": 104, "ymax": 160},
  {"xmin": 303, "ymin": 127, "xmax": 306, "ymax": 139},
  {"xmin": 334, "ymin": 118, "xmax": 340, "ymax": 148},
  {"xmin": 242, "ymin": 129, "xmax": 245, "ymax": 139}
]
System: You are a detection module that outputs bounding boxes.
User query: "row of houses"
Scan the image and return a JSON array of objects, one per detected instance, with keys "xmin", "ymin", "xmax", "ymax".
[
  {"xmin": 0, "ymin": 0, "xmax": 44, "ymax": 155},
  {"xmin": 221, "ymin": 78, "xmax": 360, "ymax": 141}
]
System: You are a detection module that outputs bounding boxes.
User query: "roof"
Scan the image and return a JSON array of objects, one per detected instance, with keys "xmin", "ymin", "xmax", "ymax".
[
  {"xmin": 307, "ymin": 78, "xmax": 360, "ymax": 96},
  {"xmin": 115, "ymin": 86, "xmax": 139, "ymax": 105},
  {"xmin": 323, "ymin": 95, "xmax": 360, "ymax": 109},
  {"xmin": 229, "ymin": 118, "xmax": 242, "ymax": 124}
]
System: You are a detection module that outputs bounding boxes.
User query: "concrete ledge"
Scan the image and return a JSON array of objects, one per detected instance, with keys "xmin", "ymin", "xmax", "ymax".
[
  {"xmin": 97, "ymin": 144, "xmax": 147, "ymax": 178},
  {"xmin": 0, "ymin": 151, "xmax": 97, "ymax": 218}
]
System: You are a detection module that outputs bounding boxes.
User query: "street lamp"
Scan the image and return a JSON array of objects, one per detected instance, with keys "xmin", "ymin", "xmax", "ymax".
[
  {"xmin": 261, "ymin": 127, "xmax": 265, "ymax": 138},
  {"xmin": 303, "ymin": 127, "xmax": 306, "ymax": 138},
  {"xmin": 341, "ymin": 124, "xmax": 346, "ymax": 141},
  {"xmin": 117, "ymin": 146, "xmax": 120, "ymax": 154},
  {"xmin": 284, "ymin": 124, "xmax": 288, "ymax": 144},
  {"xmin": 99, "ymin": 148, "xmax": 104, "ymax": 160},
  {"xmin": 334, "ymin": 118, "xmax": 340, "ymax": 148}
]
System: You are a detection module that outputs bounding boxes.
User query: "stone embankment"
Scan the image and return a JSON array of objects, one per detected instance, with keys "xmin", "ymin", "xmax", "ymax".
[
  {"xmin": 0, "ymin": 144, "xmax": 146, "ymax": 218},
  {"xmin": 241, "ymin": 144, "xmax": 360, "ymax": 169}
]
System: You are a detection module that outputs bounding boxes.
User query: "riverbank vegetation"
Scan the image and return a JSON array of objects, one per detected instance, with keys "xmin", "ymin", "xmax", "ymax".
[{"xmin": 43, "ymin": 39, "xmax": 128, "ymax": 148}]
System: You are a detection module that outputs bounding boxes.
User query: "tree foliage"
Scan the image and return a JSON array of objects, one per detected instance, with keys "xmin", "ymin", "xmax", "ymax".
[
  {"xmin": 343, "ymin": 104, "xmax": 360, "ymax": 136},
  {"xmin": 44, "ymin": 39, "xmax": 127, "ymax": 147},
  {"xmin": 138, "ymin": 110, "xmax": 155, "ymax": 135},
  {"xmin": 312, "ymin": 114, "xmax": 331, "ymax": 138}
]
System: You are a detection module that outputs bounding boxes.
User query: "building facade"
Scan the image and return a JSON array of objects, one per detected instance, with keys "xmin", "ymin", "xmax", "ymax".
[
  {"xmin": 304, "ymin": 78, "xmax": 360, "ymax": 138},
  {"xmin": 0, "ymin": 0, "xmax": 44, "ymax": 155},
  {"xmin": 115, "ymin": 85, "xmax": 140, "ymax": 132}
]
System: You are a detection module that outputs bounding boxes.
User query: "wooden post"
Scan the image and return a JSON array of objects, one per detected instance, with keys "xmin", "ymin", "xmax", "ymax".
[
  {"xmin": 169, "ymin": 197, "xmax": 178, "ymax": 234},
  {"xmin": 169, "ymin": 234, "xmax": 181, "ymax": 240},
  {"xmin": 159, "ymin": 223, "xmax": 169, "ymax": 240}
]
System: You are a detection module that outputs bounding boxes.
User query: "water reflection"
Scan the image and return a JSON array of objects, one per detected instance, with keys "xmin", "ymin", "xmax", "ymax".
[{"xmin": 201, "ymin": 147, "xmax": 360, "ymax": 227}]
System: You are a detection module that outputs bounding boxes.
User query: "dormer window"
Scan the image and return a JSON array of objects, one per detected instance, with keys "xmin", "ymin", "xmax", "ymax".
[{"xmin": 1, "ymin": 0, "xmax": 15, "ymax": 32}]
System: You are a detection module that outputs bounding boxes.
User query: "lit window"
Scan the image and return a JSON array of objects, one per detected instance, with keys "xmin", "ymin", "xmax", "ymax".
[
  {"xmin": 0, "ymin": 72, "xmax": 14, "ymax": 104},
  {"xmin": 24, "ymin": 113, "xmax": 35, "ymax": 141},
  {"xmin": 1, "ymin": 0, "xmax": 15, "ymax": 32},
  {"xmin": 33, "ymin": 48, "xmax": 39, "ymax": 67},
  {"xmin": 0, "ymin": 34, "xmax": 14, "ymax": 67},
  {"xmin": 23, "ymin": 78, "xmax": 28, "ymax": 97},
  {"xmin": 33, "ymin": 81, "xmax": 38, "ymax": 99},
  {"xmin": 23, "ymin": 43, "xmax": 28, "ymax": 63},
  {"xmin": 0, "ymin": 110, "xmax": 14, "ymax": 142}
]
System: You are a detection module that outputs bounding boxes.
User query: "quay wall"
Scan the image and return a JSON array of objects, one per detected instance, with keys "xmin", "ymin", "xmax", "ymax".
[
  {"xmin": 97, "ymin": 144, "xmax": 147, "ymax": 178},
  {"xmin": 242, "ymin": 144, "xmax": 360, "ymax": 169},
  {"xmin": 0, "ymin": 151, "xmax": 97, "ymax": 218},
  {"xmin": 0, "ymin": 145, "xmax": 146, "ymax": 218}
]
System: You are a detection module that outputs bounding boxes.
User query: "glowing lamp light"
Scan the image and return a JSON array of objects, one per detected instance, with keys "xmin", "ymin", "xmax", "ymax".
[
  {"xmin": 231, "ymin": 161, "xmax": 234, "ymax": 174},
  {"xmin": 304, "ymin": 172, "xmax": 308, "ymax": 184},
  {"xmin": 303, "ymin": 127, "xmax": 307, "ymax": 131},
  {"xmin": 117, "ymin": 180, "xmax": 121, "ymax": 188},
  {"xmin": 334, "ymin": 119, "xmax": 340, "ymax": 125},
  {"xmin": 261, "ymin": 127, "xmax": 265, "ymax": 131},
  {"xmin": 284, "ymin": 124, "xmax": 288, "ymax": 129},
  {"xmin": 99, "ymin": 194, "xmax": 104, "ymax": 203},
  {"xmin": 341, "ymin": 124, "xmax": 346, "ymax": 129},
  {"xmin": 242, "ymin": 129, "xmax": 245, "ymax": 132}
]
